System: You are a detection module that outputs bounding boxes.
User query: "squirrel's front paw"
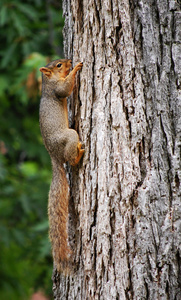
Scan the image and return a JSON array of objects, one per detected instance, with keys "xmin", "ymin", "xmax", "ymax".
[{"xmin": 75, "ymin": 62, "xmax": 83, "ymax": 71}]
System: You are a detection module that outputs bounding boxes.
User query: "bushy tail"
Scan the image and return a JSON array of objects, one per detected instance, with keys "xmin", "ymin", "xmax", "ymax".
[{"xmin": 48, "ymin": 159, "xmax": 71, "ymax": 272}]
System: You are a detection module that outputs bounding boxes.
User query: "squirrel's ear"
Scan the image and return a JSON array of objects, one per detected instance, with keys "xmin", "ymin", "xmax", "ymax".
[{"xmin": 39, "ymin": 67, "xmax": 52, "ymax": 78}]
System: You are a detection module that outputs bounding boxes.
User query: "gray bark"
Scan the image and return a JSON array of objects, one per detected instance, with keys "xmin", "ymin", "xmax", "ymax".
[{"xmin": 53, "ymin": 0, "xmax": 181, "ymax": 299}]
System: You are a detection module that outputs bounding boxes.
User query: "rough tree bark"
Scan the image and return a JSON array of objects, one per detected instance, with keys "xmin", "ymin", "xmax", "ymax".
[{"xmin": 53, "ymin": 0, "xmax": 181, "ymax": 299}]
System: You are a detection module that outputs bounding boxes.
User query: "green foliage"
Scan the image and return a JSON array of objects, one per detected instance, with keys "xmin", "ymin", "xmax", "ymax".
[{"xmin": 0, "ymin": 0, "xmax": 64, "ymax": 299}]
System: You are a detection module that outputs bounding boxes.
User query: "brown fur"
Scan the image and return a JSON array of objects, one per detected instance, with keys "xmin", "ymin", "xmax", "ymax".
[{"xmin": 39, "ymin": 59, "xmax": 84, "ymax": 272}]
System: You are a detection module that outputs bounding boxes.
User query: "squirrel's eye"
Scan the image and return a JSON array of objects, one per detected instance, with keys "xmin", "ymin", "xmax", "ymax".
[{"xmin": 57, "ymin": 63, "xmax": 62, "ymax": 68}]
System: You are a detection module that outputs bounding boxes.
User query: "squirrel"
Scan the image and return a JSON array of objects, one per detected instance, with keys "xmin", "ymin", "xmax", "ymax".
[{"xmin": 39, "ymin": 59, "xmax": 84, "ymax": 272}]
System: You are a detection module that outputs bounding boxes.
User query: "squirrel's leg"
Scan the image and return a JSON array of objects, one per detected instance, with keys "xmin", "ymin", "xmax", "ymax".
[
  {"xmin": 71, "ymin": 142, "xmax": 84, "ymax": 166},
  {"xmin": 69, "ymin": 62, "xmax": 83, "ymax": 77},
  {"xmin": 64, "ymin": 129, "xmax": 84, "ymax": 166}
]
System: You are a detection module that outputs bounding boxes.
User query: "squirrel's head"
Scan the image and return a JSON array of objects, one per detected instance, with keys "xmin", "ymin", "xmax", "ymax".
[{"xmin": 39, "ymin": 59, "xmax": 72, "ymax": 80}]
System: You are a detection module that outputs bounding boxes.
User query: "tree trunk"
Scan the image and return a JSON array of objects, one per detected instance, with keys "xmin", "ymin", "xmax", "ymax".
[{"xmin": 53, "ymin": 0, "xmax": 181, "ymax": 299}]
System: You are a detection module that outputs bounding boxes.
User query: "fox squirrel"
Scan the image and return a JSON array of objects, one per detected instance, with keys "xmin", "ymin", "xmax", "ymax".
[{"xmin": 39, "ymin": 59, "xmax": 84, "ymax": 272}]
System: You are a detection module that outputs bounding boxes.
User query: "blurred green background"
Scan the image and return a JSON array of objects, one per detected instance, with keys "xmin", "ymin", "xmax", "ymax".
[{"xmin": 0, "ymin": 0, "xmax": 64, "ymax": 299}]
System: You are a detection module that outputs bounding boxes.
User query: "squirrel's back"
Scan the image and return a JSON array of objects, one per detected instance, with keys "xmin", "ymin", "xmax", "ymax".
[{"xmin": 40, "ymin": 97, "xmax": 68, "ymax": 139}]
